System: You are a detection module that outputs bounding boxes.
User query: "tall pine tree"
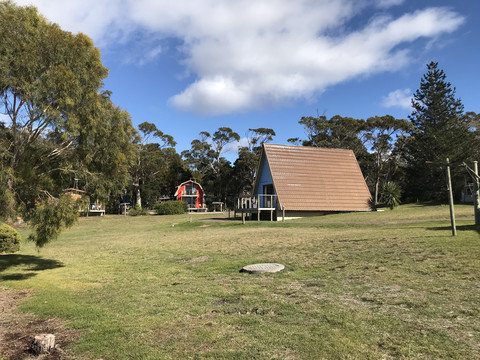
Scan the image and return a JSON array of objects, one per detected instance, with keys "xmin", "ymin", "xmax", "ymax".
[{"xmin": 405, "ymin": 61, "xmax": 475, "ymax": 201}]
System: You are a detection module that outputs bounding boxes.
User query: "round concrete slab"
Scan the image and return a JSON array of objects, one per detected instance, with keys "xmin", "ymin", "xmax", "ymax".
[{"xmin": 240, "ymin": 263, "xmax": 285, "ymax": 274}]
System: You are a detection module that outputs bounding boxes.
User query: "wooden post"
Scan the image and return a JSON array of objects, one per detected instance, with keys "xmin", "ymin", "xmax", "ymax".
[
  {"xmin": 474, "ymin": 161, "xmax": 480, "ymax": 227},
  {"xmin": 446, "ymin": 158, "xmax": 457, "ymax": 236},
  {"xmin": 282, "ymin": 206, "xmax": 285, "ymax": 222},
  {"xmin": 242, "ymin": 212, "xmax": 245, "ymax": 224}
]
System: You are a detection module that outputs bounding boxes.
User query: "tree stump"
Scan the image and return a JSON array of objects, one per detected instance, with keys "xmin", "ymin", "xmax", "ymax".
[{"xmin": 31, "ymin": 334, "xmax": 55, "ymax": 355}]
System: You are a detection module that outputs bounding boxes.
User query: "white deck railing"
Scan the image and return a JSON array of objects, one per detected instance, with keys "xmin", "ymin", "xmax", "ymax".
[{"xmin": 236, "ymin": 194, "xmax": 277, "ymax": 210}]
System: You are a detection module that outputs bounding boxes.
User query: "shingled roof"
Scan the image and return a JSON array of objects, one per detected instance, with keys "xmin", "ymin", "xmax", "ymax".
[{"xmin": 256, "ymin": 144, "xmax": 372, "ymax": 212}]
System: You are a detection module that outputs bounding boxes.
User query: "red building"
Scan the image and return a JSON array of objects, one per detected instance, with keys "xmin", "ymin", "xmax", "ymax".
[{"xmin": 174, "ymin": 180, "xmax": 205, "ymax": 211}]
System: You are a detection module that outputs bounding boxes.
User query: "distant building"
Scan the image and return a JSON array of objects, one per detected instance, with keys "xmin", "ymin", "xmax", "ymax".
[
  {"xmin": 64, "ymin": 188, "xmax": 105, "ymax": 216},
  {"xmin": 174, "ymin": 180, "xmax": 206, "ymax": 211},
  {"xmin": 236, "ymin": 144, "xmax": 373, "ymax": 220},
  {"xmin": 461, "ymin": 179, "xmax": 474, "ymax": 203}
]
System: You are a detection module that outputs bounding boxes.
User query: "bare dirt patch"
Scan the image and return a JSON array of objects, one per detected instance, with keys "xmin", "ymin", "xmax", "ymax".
[{"xmin": 0, "ymin": 287, "xmax": 80, "ymax": 360}]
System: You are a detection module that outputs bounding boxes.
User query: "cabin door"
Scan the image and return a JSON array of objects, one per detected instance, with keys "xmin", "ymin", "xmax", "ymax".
[{"xmin": 263, "ymin": 184, "xmax": 274, "ymax": 208}]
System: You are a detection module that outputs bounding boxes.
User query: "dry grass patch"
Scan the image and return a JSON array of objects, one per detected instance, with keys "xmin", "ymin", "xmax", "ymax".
[{"xmin": 1, "ymin": 204, "xmax": 479, "ymax": 359}]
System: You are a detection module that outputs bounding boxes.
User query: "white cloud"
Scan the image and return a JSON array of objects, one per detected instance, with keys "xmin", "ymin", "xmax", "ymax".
[
  {"xmin": 0, "ymin": 113, "xmax": 11, "ymax": 126},
  {"xmin": 12, "ymin": 1, "xmax": 464, "ymax": 115},
  {"xmin": 224, "ymin": 137, "xmax": 250, "ymax": 155},
  {"xmin": 13, "ymin": 0, "xmax": 125, "ymax": 45},
  {"xmin": 382, "ymin": 88, "xmax": 412, "ymax": 109}
]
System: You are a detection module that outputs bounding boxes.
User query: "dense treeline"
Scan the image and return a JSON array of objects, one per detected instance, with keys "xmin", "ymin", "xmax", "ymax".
[
  {"xmin": 1, "ymin": 2, "xmax": 478, "ymax": 247},
  {"xmin": 289, "ymin": 61, "xmax": 480, "ymax": 204}
]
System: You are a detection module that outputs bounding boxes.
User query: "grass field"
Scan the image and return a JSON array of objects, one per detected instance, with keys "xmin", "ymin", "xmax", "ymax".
[{"xmin": 1, "ymin": 204, "xmax": 480, "ymax": 359}]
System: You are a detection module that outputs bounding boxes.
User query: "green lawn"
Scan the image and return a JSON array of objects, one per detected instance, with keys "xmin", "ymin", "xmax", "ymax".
[{"xmin": 2, "ymin": 204, "xmax": 480, "ymax": 359}]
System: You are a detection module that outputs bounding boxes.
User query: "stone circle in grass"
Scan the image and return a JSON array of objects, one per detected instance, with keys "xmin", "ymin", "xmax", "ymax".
[{"xmin": 240, "ymin": 263, "xmax": 285, "ymax": 274}]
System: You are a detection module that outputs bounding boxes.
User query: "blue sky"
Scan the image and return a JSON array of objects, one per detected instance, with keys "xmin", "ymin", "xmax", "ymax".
[{"xmin": 14, "ymin": 0, "xmax": 480, "ymax": 162}]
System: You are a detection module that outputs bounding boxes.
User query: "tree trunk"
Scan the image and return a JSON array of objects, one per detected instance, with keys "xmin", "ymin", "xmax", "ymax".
[
  {"xmin": 374, "ymin": 151, "xmax": 382, "ymax": 205},
  {"xmin": 135, "ymin": 186, "xmax": 142, "ymax": 208}
]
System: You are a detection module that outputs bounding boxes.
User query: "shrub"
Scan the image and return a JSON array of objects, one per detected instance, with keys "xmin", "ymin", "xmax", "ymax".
[
  {"xmin": 0, "ymin": 223, "xmax": 21, "ymax": 253},
  {"xmin": 381, "ymin": 181, "xmax": 402, "ymax": 210},
  {"xmin": 154, "ymin": 200, "xmax": 188, "ymax": 215},
  {"xmin": 128, "ymin": 205, "xmax": 148, "ymax": 216},
  {"xmin": 27, "ymin": 195, "xmax": 79, "ymax": 248}
]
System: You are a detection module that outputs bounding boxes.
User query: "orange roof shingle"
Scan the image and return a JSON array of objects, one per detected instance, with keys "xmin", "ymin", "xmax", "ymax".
[{"xmin": 261, "ymin": 144, "xmax": 372, "ymax": 212}]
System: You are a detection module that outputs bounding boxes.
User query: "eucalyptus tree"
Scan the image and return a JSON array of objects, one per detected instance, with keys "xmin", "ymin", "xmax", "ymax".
[
  {"xmin": 182, "ymin": 127, "xmax": 239, "ymax": 178},
  {"xmin": 297, "ymin": 115, "xmax": 367, "ymax": 153},
  {"xmin": 233, "ymin": 128, "xmax": 276, "ymax": 196},
  {"xmin": 130, "ymin": 122, "xmax": 176, "ymax": 208},
  {"xmin": 0, "ymin": 2, "xmax": 136, "ymax": 246},
  {"xmin": 0, "ymin": 2, "xmax": 108, "ymax": 170},
  {"xmin": 364, "ymin": 115, "xmax": 410, "ymax": 204},
  {"xmin": 182, "ymin": 127, "xmax": 239, "ymax": 202},
  {"xmin": 245, "ymin": 128, "xmax": 276, "ymax": 153}
]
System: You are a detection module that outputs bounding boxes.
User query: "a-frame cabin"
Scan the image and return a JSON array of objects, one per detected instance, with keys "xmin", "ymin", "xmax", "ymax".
[{"xmin": 236, "ymin": 144, "xmax": 373, "ymax": 220}]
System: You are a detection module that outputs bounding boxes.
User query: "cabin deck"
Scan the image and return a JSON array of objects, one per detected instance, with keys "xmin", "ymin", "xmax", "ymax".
[
  {"xmin": 86, "ymin": 209, "xmax": 105, "ymax": 216},
  {"xmin": 234, "ymin": 194, "xmax": 284, "ymax": 222}
]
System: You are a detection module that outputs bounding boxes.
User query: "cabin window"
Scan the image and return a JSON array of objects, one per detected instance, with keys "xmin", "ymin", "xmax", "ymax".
[
  {"xmin": 185, "ymin": 184, "xmax": 196, "ymax": 195},
  {"xmin": 263, "ymin": 184, "xmax": 274, "ymax": 194},
  {"xmin": 186, "ymin": 197, "xmax": 196, "ymax": 208}
]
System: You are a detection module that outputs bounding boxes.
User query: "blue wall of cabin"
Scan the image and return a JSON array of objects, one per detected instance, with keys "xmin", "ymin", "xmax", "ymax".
[
  {"xmin": 255, "ymin": 156, "xmax": 273, "ymax": 196},
  {"xmin": 255, "ymin": 156, "xmax": 277, "ymax": 210}
]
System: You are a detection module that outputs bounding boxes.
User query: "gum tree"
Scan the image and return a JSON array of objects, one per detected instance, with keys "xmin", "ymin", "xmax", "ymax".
[
  {"xmin": 0, "ymin": 2, "xmax": 136, "ymax": 246},
  {"xmin": 364, "ymin": 115, "xmax": 410, "ymax": 204}
]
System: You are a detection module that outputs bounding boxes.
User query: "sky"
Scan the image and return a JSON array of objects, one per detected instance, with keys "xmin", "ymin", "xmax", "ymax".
[{"xmin": 12, "ymin": 0, "xmax": 480, "ymax": 162}]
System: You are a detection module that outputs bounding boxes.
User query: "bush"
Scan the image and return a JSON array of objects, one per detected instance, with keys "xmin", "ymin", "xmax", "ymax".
[
  {"xmin": 381, "ymin": 182, "xmax": 402, "ymax": 210},
  {"xmin": 154, "ymin": 200, "xmax": 188, "ymax": 215},
  {"xmin": 0, "ymin": 223, "xmax": 21, "ymax": 253},
  {"xmin": 128, "ymin": 205, "xmax": 148, "ymax": 216},
  {"xmin": 27, "ymin": 195, "xmax": 79, "ymax": 248}
]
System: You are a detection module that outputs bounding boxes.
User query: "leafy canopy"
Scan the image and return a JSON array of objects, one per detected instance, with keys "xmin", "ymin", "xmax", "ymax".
[{"xmin": 0, "ymin": 1, "xmax": 136, "ymax": 246}]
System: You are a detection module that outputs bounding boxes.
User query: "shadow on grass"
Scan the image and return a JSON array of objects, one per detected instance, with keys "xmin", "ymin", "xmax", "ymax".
[
  {"xmin": 427, "ymin": 224, "xmax": 480, "ymax": 233},
  {"xmin": 0, "ymin": 254, "xmax": 64, "ymax": 281},
  {"xmin": 0, "ymin": 272, "xmax": 37, "ymax": 281}
]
